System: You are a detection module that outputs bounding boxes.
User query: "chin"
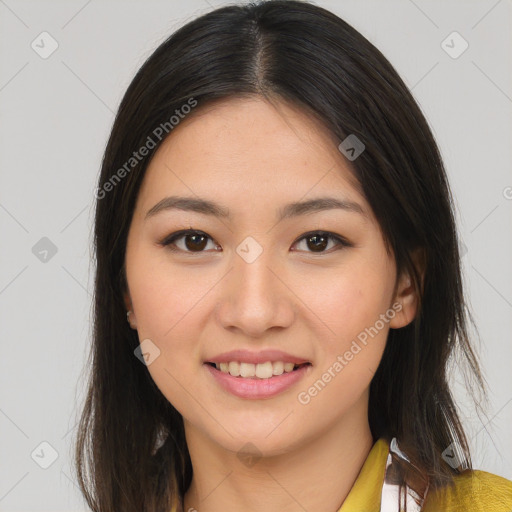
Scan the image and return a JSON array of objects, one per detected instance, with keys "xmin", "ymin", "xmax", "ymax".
[{"xmin": 211, "ymin": 419, "xmax": 305, "ymax": 457}]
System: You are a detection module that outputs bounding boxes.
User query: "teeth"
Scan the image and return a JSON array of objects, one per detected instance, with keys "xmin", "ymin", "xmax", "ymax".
[
  {"xmin": 255, "ymin": 361, "xmax": 273, "ymax": 379},
  {"xmin": 213, "ymin": 361, "xmax": 304, "ymax": 379},
  {"xmin": 272, "ymin": 361, "xmax": 284, "ymax": 375},
  {"xmin": 240, "ymin": 362, "xmax": 255, "ymax": 378},
  {"xmin": 283, "ymin": 362, "xmax": 295, "ymax": 372},
  {"xmin": 228, "ymin": 361, "xmax": 240, "ymax": 377}
]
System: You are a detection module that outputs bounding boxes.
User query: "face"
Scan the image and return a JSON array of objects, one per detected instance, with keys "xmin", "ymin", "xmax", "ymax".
[{"xmin": 123, "ymin": 96, "xmax": 416, "ymax": 456}]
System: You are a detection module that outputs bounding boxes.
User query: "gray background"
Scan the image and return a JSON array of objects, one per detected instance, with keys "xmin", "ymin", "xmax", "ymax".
[{"xmin": 0, "ymin": 0, "xmax": 511, "ymax": 510}]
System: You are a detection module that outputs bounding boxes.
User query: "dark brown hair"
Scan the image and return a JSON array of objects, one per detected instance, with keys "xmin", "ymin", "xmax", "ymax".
[{"xmin": 74, "ymin": 1, "xmax": 486, "ymax": 510}]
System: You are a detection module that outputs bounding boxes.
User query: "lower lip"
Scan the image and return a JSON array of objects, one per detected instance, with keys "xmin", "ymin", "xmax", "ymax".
[{"xmin": 204, "ymin": 363, "xmax": 311, "ymax": 399}]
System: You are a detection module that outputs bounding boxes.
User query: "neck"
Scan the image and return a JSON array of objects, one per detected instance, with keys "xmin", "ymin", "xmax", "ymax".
[{"xmin": 180, "ymin": 399, "xmax": 374, "ymax": 512}]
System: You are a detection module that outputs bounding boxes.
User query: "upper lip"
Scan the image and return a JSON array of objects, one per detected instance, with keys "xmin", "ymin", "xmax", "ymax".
[{"xmin": 205, "ymin": 349, "xmax": 310, "ymax": 365}]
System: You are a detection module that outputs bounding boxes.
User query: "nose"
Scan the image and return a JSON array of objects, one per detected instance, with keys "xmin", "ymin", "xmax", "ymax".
[{"xmin": 215, "ymin": 246, "xmax": 295, "ymax": 338}]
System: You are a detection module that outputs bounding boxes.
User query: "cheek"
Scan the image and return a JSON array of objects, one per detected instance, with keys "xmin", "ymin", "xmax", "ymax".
[
  {"xmin": 295, "ymin": 255, "xmax": 394, "ymax": 393},
  {"xmin": 299, "ymin": 258, "xmax": 394, "ymax": 342},
  {"xmin": 127, "ymin": 262, "xmax": 207, "ymax": 416},
  {"xmin": 125, "ymin": 250, "xmax": 200, "ymax": 381},
  {"xmin": 128, "ymin": 252, "xmax": 210, "ymax": 339}
]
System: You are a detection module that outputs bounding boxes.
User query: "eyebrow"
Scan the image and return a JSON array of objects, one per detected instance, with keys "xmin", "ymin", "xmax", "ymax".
[{"xmin": 145, "ymin": 195, "xmax": 367, "ymax": 221}]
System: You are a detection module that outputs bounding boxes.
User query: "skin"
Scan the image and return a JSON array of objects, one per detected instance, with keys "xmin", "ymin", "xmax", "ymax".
[{"xmin": 123, "ymin": 96, "xmax": 420, "ymax": 512}]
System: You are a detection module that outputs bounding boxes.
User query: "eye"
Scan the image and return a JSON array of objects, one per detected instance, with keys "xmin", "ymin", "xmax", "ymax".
[
  {"xmin": 160, "ymin": 229, "xmax": 351, "ymax": 254},
  {"xmin": 291, "ymin": 231, "xmax": 351, "ymax": 253},
  {"xmin": 160, "ymin": 229, "xmax": 220, "ymax": 253}
]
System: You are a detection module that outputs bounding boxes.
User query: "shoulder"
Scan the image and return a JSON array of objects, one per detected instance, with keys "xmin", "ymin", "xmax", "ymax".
[{"xmin": 423, "ymin": 469, "xmax": 512, "ymax": 511}]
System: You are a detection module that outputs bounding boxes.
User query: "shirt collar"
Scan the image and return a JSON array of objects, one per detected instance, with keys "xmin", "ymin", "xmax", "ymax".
[
  {"xmin": 337, "ymin": 438, "xmax": 389, "ymax": 512},
  {"xmin": 337, "ymin": 437, "xmax": 429, "ymax": 512}
]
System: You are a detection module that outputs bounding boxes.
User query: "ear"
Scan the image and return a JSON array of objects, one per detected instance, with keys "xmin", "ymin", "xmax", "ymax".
[
  {"xmin": 389, "ymin": 248, "xmax": 425, "ymax": 329},
  {"xmin": 124, "ymin": 291, "xmax": 138, "ymax": 330}
]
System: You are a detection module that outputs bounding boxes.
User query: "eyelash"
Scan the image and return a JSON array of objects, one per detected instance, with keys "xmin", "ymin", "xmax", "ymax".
[{"xmin": 159, "ymin": 229, "xmax": 352, "ymax": 254}]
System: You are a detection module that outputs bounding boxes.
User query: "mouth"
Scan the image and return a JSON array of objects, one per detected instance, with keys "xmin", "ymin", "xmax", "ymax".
[
  {"xmin": 204, "ymin": 361, "xmax": 312, "ymax": 380},
  {"xmin": 204, "ymin": 361, "xmax": 312, "ymax": 399}
]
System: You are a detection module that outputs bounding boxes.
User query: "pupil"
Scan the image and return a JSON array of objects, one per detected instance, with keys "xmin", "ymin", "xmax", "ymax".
[
  {"xmin": 308, "ymin": 234, "xmax": 327, "ymax": 252},
  {"xmin": 186, "ymin": 234, "xmax": 207, "ymax": 251}
]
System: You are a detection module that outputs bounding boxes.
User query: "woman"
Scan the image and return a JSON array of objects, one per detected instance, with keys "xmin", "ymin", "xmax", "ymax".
[{"xmin": 74, "ymin": 1, "xmax": 512, "ymax": 511}]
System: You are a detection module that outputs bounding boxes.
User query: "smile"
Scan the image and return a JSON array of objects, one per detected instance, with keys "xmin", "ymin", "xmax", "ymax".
[
  {"xmin": 204, "ymin": 362, "xmax": 312, "ymax": 399},
  {"xmin": 207, "ymin": 361, "xmax": 310, "ymax": 379}
]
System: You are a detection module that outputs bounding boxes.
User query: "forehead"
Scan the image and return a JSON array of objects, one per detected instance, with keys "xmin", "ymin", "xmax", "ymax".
[{"xmin": 137, "ymin": 96, "xmax": 370, "ymax": 220}]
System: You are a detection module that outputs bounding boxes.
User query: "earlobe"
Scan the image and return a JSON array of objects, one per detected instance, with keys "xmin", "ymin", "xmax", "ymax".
[
  {"xmin": 389, "ymin": 274, "xmax": 417, "ymax": 329},
  {"xmin": 389, "ymin": 248, "xmax": 425, "ymax": 329},
  {"xmin": 124, "ymin": 292, "xmax": 138, "ymax": 330}
]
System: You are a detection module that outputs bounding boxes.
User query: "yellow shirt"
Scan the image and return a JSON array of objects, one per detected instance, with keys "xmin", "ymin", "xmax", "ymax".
[{"xmin": 338, "ymin": 438, "xmax": 512, "ymax": 512}]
